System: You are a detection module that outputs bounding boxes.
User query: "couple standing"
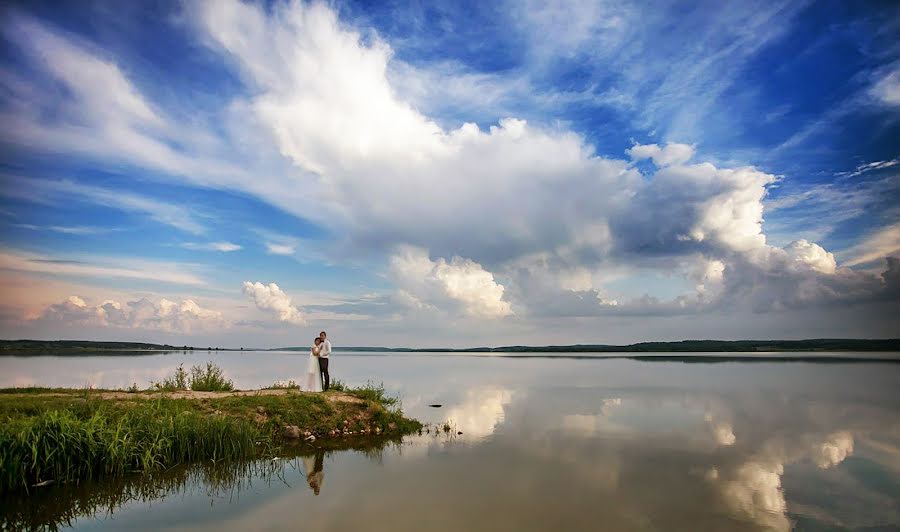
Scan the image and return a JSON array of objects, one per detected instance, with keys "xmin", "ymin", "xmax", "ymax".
[{"xmin": 304, "ymin": 330, "xmax": 331, "ymax": 392}]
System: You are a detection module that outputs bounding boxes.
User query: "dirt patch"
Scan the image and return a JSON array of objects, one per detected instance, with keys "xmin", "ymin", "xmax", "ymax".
[
  {"xmin": 323, "ymin": 392, "xmax": 365, "ymax": 404},
  {"xmin": 4, "ymin": 389, "xmax": 366, "ymax": 404}
]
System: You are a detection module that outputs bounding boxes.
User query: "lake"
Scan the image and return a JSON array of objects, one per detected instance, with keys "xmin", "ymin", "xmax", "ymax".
[{"xmin": 2, "ymin": 351, "xmax": 899, "ymax": 531}]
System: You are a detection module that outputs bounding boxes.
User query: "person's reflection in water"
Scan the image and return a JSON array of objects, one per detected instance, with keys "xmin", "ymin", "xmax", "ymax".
[{"xmin": 303, "ymin": 449, "xmax": 325, "ymax": 496}]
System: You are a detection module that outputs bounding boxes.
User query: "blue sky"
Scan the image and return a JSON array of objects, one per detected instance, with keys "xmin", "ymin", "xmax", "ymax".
[{"xmin": 0, "ymin": 0, "xmax": 898, "ymax": 347}]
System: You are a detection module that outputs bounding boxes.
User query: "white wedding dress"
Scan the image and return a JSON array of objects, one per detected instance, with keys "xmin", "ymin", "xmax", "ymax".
[{"xmin": 303, "ymin": 347, "xmax": 323, "ymax": 392}]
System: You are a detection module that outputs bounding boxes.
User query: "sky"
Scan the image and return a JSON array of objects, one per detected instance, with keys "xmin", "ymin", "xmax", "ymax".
[{"xmin": 0, "ymin": 0, "xmax": 898, "ymax": 348}]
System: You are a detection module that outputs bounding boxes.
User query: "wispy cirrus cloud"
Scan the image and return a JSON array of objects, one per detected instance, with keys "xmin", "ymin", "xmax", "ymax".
[
  {"xmin": 0, "ymin": 175, "xmax": 206, "ymax": 234},
  {"xmin": 181, "ymin": 241, "xmax": 242, "ymax": 252},
  {"xmin": 11, "ymin": 223, "xmax": 120, "ymax": 235},
  {"xmin": 838, "ymin": 222, "xmax": 900, "ymax": 268},
  {"xmin": 764, "ymin": 171, "xmax": 900, "ymax": 246},
  {"xmin": 836, "ymin": 157, "xmax": 900, "ymax": 179},
  {"xmin": 0, "ymin": 12, "xmax": 238, "ymax": 179},
  {"xmin": 250, "ymin": 228, "xmax": 297, "ymax": 256},
  {"xmin": 0, "ymin": 11, "xmax": 315, "ymax": 223},
  {"xmin": 774, "ymin": 65, "xmax": 900, "ymax": 156},
  {"xmin": 506, "ymin": 0, "xmax": 811, "ymax": 141},
  {"xmin": 0, "ymin": 249, "xmax": 206, "ymax": 286},
  {"xmin": 871, "ymin": 67, "xmax": 900, "ymax": 107},
  {"xmin": 387, "ymin": 0, "xmax": 811, "ymax": 147},
  {"xmin": 265, "ymin": 243, "xmax": 296, "ymax": 256}
]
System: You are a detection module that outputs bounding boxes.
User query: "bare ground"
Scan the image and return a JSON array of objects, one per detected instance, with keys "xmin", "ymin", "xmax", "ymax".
[{"xmin": 3, "ymin": 389, "xmax": 365, "ymax": 404}]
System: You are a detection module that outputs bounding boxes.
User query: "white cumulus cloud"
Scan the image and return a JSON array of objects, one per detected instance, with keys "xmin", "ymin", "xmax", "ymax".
[
  {"xmin": 626, "ymin": 142, "xmax": 696, "ymax": 167},
  {"xmin": 242, "ymin": 281, "xmax": 305, "ymax": 325},
  {"xmin": 719, "ymin": 461, "xmax": 790, "ymax": 532},
  {"xmin": 704, "ymin": 413, "xmax": 736, "ymax": 446},
  {"xmin": 3, "ymin": 0, "xmax": 897, "ymax": 330},
  {"xmin": 38, "ymin": 295, "xmax": 224, "ymax": 333},
  {"xmin": 389, "ymin": 246, "xmax": 512, "ymax": 318},
  {"xmin": 444, "ymin": 388, "xmax": 513, "ymax": 437},
  {"xmin": 812, "ymin": 431, "xmax": 854, "ymax": 469},
  {"xmin": 784, "ymin": 239, "xmax": 837, "ymax": 274}
]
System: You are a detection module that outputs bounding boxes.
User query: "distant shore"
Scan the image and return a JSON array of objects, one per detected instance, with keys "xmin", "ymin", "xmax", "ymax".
[
  {"xmin": 2, "ymin": 338, "xmax": 900, "ymax": 355},
  {"xmin": 289, "ymin": 338, "xmax": 900, "ymax": 353}
]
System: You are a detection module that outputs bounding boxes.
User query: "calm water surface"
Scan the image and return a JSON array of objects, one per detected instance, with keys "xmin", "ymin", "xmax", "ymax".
[{"xmin": 2, "ymin": 351, "xmax": 899, "ymax": 531}]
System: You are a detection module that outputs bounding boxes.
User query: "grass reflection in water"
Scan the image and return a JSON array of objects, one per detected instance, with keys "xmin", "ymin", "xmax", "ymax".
[{"xmin": 1, "ymin": 438, "xmax": 401, "ymax": 531}]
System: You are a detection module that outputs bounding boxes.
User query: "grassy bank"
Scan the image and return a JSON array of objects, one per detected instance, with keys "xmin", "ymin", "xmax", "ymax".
[{"xmin": 0, "ymin": 367, "xmax": 421, "ymax": 494}]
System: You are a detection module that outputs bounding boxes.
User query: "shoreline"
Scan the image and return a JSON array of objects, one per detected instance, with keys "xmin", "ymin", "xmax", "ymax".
[
  {"xmin": 0, "ymin": 386, "xmax": 422, "ymax": 493},
  {"xmin": 3, "ymin": 352, "xmax": 898, "ymax": 364},
  {"xmin": 4, "ymin": 338, "xmax": 900, "ymax": 356}
]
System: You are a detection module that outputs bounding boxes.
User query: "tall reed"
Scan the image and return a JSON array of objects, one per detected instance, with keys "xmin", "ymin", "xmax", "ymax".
[{"xmin": 0, "ymin": 399, "xmax": 258, "ymax": 494}]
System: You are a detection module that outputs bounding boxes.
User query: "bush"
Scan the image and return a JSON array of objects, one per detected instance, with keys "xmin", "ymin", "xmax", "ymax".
[
  {"xmin": 189, "ymin": 363, "xmax": 234, "ymax": 392},
  {"xmin": 152, "ymin": 364, "xmax": 189, "ymax": 391},
  {"xmin": 151, "ymin": 363, "xmax": 233, "ymax": 392}
]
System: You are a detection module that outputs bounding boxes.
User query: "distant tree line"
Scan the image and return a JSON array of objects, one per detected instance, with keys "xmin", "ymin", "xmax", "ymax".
[
  {"xmin": 287, "ymin": 338, "xmax": 900, "ymax": 353},
  {"xmin": 0, "ymin": 340, "xmax": 193, "ymax": 355}
]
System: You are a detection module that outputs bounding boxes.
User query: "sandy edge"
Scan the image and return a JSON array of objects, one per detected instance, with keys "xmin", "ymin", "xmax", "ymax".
[{"xmin": 3, "ymin": 389, "xmax": 365, "ymax": 404}]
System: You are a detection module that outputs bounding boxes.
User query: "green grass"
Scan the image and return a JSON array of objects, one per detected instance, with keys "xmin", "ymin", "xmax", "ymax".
[
  {"xmin": 0, "ymin": 398, "xmax": 259, "ymax": 494},
  {"xmin": 325, "ymin": 379, "xmax": 397, "ymax": 406},
  {"xmin": 345, "ymin": 381, "xmax": 398, "ymax": 407},
  {"xmin": 0, "ymin": 367, "xmax": 421, "ymax": 494},
  {"xmin": 264, "ymin": 380, "xmax": 298, "ymax": 390},
  {"xmin": 0, "ymin": 387, "xmax": 76, "ymax": 395}
]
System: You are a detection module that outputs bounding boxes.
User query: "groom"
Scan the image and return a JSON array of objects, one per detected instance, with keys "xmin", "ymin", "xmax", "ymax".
[{"xmin": 318, "ymin": 330, "xmax": 331, "ymax": 391}]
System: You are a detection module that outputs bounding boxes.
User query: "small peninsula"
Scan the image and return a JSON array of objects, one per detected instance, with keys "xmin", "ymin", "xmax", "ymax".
[{"xmin": 0, "ymin": 364, "xmax": 421, "ymax": 494}]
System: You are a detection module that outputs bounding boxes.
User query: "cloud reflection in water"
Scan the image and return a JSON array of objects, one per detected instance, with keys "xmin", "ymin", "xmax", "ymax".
[{"xmin": 2, "ymin": 354, "xmax": 898, "ymax": 531}]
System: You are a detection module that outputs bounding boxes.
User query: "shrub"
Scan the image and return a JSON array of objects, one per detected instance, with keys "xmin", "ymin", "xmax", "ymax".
[
  {"xmin": 189, "ymin": 363, "xmax": 234, "ymax": 392},
  {"xmin": 151, "ymin": 364, "xmax": 188, "ymax": 391},
  {"xmin": 151, "ymin": 363, "xmax": 233, "ymax": 392}
]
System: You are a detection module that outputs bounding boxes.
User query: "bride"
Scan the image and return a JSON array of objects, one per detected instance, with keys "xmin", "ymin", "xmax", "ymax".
[{"xmin": 303, "ymin": 337, "xmax": 324, "ymax": 392}]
